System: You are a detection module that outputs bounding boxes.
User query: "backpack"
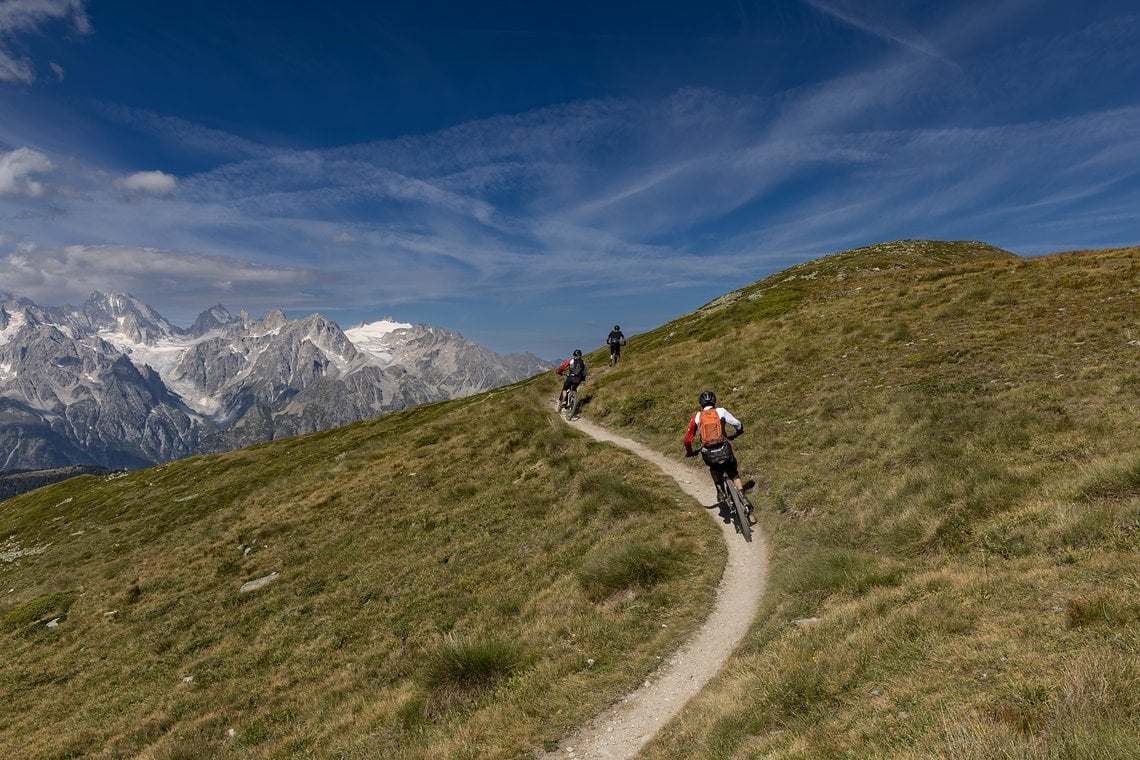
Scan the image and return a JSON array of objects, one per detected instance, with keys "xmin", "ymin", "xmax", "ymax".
[
  {"xmin": 698, "ymin": 407, "xmax": 726, "ymax": 447},
  {"xmin": 569, "ymin": 358, "xmax": 586, "ymax": 379}
]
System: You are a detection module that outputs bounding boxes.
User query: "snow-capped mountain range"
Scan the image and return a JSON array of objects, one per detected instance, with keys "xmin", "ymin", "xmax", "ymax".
[{"xmin": 0, "ymin": 292, "xmax": 551, "ymax": 470}]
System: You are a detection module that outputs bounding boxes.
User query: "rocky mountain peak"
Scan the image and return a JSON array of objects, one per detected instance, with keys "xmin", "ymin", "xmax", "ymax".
[
  {"xmin": 190, "ymin": 304, "xmax": 234, "ymax": 336},
  {"xmin": 78, "ymin": 291, "xmax": 181, "ymax": 344},
  {"xmin": 0, "ymin": 293, "xmax": 553, "ymax": 470}
]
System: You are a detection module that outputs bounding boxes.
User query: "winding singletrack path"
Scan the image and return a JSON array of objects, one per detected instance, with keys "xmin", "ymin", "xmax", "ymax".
[{"xmin": 543, "ymin": 413, "xmax": 768, "ymax": 759}]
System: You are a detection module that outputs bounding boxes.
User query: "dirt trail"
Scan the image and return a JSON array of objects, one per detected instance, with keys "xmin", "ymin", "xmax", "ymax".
[{"xmin": 542, "ymin": 414, "xmax": 768, "ymax": 759}]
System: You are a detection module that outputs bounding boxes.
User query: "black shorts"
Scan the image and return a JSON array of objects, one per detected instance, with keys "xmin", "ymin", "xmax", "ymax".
[
  {"xmin": 562, "ymin": 376, "xmax": 583, "ymax": 392},
  {"xmin": 609, "ymin": 342, "xmax": 622, "ymax": 355},
  {"xmin": 701, "ymin": 444, "xmax": 739, "ymax": 480}
]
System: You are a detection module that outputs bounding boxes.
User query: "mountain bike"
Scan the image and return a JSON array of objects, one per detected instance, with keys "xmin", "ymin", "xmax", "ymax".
[
  {"xmin": 714, "ymin": 472, "xmax": 752, "ymax": 542},
  {"xmin": 561, "ymin": 383, "xmax": 581, "ymax": 420},
  {"xmin": 608, "ymin": 340, "xmax": 626, "ymax": 366}
]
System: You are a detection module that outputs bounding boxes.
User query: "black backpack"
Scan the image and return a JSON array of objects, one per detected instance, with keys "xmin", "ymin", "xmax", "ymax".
[{"xmin": 569, "ymin": 357, "xmax": 586, "ymax": 379}]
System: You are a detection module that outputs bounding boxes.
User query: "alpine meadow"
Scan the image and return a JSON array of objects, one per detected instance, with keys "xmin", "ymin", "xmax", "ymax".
[{"xmin": 2, "ymin": 240, "xmax": 1138, "ymax": 759}]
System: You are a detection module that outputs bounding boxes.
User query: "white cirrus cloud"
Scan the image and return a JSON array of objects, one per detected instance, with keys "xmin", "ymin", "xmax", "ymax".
[
  {"xmin": 0, "ymin": 146, "xmax": 53, "ymax": 196},
  {"xmin": 113, "ymin": 170, "xmax": 179, "ymax": 199},
  {"xmin": 0, "ymin": 241, "xmax": 330, "ymax": 319},
  {"xmin": 0, "ymin": 0, "xmax": 92, "ymax": 84}
]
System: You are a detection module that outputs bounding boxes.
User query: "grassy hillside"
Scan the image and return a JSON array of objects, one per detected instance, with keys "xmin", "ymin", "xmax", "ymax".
[
  {"xmin": 582, "ymin": 240, "xmax": 1140, "ymax": 758},
  {"xmin": 0, "ymin": 384, "xmax": 723, "ymax": 758},
  {"xmin": 3, "ymin": 239, "xmax": 1137, "ymax": 759}
]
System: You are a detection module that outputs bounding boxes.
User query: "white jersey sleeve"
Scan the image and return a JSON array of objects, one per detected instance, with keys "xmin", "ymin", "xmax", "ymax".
[{"xmin": 718, "ymin": 407, "xmax": 743, "ymax": 431}]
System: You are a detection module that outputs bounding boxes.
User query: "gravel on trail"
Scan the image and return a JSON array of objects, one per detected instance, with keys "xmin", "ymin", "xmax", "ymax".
[{"xmin": 541, "ymin": 414, "xmax": 769, "ymax": 759}]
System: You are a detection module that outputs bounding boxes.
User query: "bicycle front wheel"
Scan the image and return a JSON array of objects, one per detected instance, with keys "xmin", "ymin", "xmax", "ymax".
[
  {"xmin": 565, "ymin": 389, "xmax": 579, "ymax": 419},
  {"xmin": 725, "ymin": 479, "xmax": 752, "ymax": 542}
]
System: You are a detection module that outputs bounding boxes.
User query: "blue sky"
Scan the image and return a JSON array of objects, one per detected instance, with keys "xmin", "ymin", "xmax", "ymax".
[{"xmin": 1, "ymin": 1, "xmax": 1138, "ymax": 359}]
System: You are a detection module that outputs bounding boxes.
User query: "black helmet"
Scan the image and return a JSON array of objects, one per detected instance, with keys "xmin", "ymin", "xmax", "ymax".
[
  {"xmin": 573, "ymin": 349, "xmax": 583, "ymax": 358},
  {"xmin": 613, "ymin": 325, "xmax": 621, "ymax": 331},
  {"xmin": 698, "ymin": 390, "xmax": 716, "ymax": 407}
]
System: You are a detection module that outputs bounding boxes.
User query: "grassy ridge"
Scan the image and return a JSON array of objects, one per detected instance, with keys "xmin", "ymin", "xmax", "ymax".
[
  {"xmin": 581, "ymin": 241, "xmax": 1140, "ymax": 758},
  {"xmin": 1, "ymin": 384, "xmax": 723, "ymax": 758},
  {"xmin": 4, "ymin": 239, "xmax": 1137, "ymax": 758}
]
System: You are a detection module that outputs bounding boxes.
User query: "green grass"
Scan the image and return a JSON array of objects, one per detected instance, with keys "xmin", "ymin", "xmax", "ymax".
[
  {"xmin": 0, "ymin": 383, "xmax": 722, "ymax": 758},
  {"xmin": 3, "ymin": 239, "xmax": 1138, "ymax": 758},
  {"xmin": 578, "ymin": 241, "xmax": 1140, "ymax": 759}
]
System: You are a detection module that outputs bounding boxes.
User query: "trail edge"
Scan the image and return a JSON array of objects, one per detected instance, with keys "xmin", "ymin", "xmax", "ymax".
[{"xmin": 542, "ymin": 414, "xmax": 769, "ymax": 759}]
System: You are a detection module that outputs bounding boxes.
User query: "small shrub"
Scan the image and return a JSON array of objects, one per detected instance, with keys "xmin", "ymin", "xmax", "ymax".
[
  {"xmin": 612, "ymin": 392, "xmax": 663, "ymax": 426},
  {"xmin": 784, "ymin": 549, "xmax": 904, "ymax": 596},
  {"xmin": 889, "ymin": 319, "xmax": 914, "ymax": 342},
  {"xmin": 1, "ymin": 591, "xmax": 77, "ymax": 632},
  {"xmin": 1073, "ymin": 458, "xmax": 1140, "ymax": 502},
  {"xmin": 1066, "ymin": 593, "xmax": 1140, "ymax": 629},
  {"xmin": 991, "ymin": 681, "xmax": 1054, "ymax": 734},
  {"xmin": 576, "ymin": 471, "xmax": 659, "ymax": 518},
  {"xmin": 419, "ymin": 632, "xmax": 530, "ymax": 715},
  {"xmin": 577, "ymin": 540, "xmax": 682, "ymax": 601},
  {"xmin": 927, "ymin": 508, "xmax": 975, "ymax": 553},
  {"xmin": 905, "ymin": 592, "xmax": 979, "ymax": 636}
]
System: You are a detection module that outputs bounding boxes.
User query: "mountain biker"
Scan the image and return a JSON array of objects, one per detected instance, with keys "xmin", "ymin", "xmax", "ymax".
[
  {"xmin": 607, "ymin": 325, "xmax": 626, "ymax": 364},
  {"xmin": 684, "ymin": 390, "xmax": 754, "ymax": 524},
  {"xmin": 556, "ymin": 349, "xmax": 588, "ymax": 410}
]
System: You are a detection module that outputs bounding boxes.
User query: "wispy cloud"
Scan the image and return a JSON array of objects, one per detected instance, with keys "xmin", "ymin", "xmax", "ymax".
[
  {"xmin": 0, "ymin": 146, "xmax": 52, "ymax": 196},
  {"xmin": 0, "ymin": 0, "xmax": 91, "ymax": 84},
  {"xmin": 0, "ymin": 241, "xmax": 326, "ymax": 316},
  {"xmin": 91, "ymin": 103, "xmax": 275, "ymax": 163},
  {"xmin": 2, "ymin": 1, "xmax": 1138, "ymax": 346},
  {"xmin": 7, "ymin": 88, "xmax": 1140, "ymax": 316},
  {"xmin": 798, "ymin": 0, "xmax": 961, "ymax": 70},
  {"xmin": 113, "ymin": 170, "xmax": 178, "ymax": 200}
]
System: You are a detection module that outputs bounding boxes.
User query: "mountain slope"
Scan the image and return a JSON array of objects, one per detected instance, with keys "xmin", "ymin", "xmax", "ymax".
[
  {"xmin": 0, "ymin": 382, "xmax": 724, "ymax": 758},
  {"xmin": 2, "ymin": 240, "xmax": 1137, "ymax": 758},
  {"xmin": 581, "ymin": 240, "xmax": 1140, "ymax": 758}
]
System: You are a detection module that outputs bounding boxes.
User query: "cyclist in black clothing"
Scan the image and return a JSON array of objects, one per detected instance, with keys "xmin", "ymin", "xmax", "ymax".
[
  {"xmin": 556, "ymin": 349, "xmax": 587, "ymax": 410},
  {"xmin": 607, "ymin": 325, "xmax": 626, "ymax": 365}
]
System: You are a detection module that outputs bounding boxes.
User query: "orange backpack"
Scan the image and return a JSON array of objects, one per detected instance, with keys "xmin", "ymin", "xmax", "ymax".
[{"xmin": 698, "ymin": 407, "xmax": 726, "ymax": 447}]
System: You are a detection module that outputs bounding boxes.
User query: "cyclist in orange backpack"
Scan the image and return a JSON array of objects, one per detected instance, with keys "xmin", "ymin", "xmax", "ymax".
[{"xmin": 684, "ymin": 390, "xmax": 754, "ymax": 523}]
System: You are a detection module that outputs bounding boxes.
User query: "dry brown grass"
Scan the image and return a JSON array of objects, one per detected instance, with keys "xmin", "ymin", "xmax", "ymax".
[
  {"xmin": 583, "ymin": 242, "xmax": 1140, "ymax": 758},
  {"xmin": 3, "ymin": 240, "xmax": 1137, "ymax": 758},
  {"xmin": 0, "ymin": 383, "xmax": 723, "ymax": 758}
]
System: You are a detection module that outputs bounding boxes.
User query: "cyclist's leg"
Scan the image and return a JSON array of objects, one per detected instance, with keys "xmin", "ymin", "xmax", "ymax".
[
  {"xmin": 708, "ymin": 463, "xmax": 725, "ymax": 491},
  {"xmin": 724, "ymin": 455, "xmax": 754, "ymax": 520}
]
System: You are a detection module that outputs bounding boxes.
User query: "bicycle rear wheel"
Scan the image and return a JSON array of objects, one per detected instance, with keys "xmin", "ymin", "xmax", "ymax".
[
  {"xmin": 565, "ymin": 389, "xmax": 579, "ymax": 419},
  {"xmin": 724, "ymin": 479, "xmax": 752, "ymax": 542}
]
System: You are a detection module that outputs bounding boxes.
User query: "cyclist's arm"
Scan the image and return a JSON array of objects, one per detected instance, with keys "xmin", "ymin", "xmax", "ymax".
[
  {"xmin": 720, "ymin": 407, "xmax": 743, "ymax": 435},
  {"xmin": 683, "ymin": 414, "xmax": 699, "ymax": 455},
  {"xmin": 556, "ymin": 359, "xmax": 570, "ymax": 375}
]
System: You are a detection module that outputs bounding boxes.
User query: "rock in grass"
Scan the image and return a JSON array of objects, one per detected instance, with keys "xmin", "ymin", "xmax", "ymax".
[{"xmin": 239, "ymin": 572, "xmax": 279, "ymax": 593}]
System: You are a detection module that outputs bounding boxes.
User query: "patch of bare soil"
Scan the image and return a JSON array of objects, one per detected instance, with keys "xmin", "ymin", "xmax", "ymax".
[{"xmin": 541, "ymin": 414, "xmax": 768, "ymax": 759}]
